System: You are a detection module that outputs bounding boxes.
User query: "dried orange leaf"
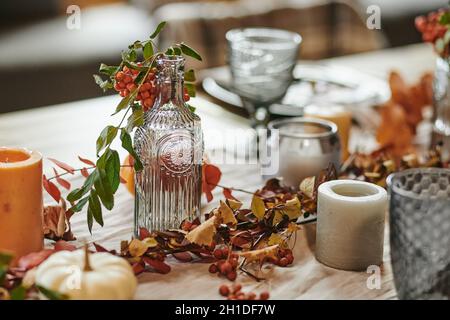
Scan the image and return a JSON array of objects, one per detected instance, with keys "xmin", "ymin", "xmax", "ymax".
[
  {"xmin": 43, "ymin": 199, "xmax": 68, "ymax": 239},
  {"xmin": 226, "ymin": 198, "xmax": 243, "ymax": 211},
  {"xmin": 142, "ymin": 237, "xmax": 158, "ymax": 248},
  {"xmin": 287, "ymin": 222, "xmax": 300, "ymax": 233},
  {"xmin": 283, "ymin": 196, "xmax": 302, "ymax": 221},
  {"xmin": 251, "ymin": 195, "xmax": 265, "ymax": 220},
  {"xmin": 218, "ymin": 200, "xmax": 237, "ymax": 226},
  {"xmin": 185, "ymin": 215, "xmax": 217, "ymax": 246},
  {"xmin": 239, "ymin": 245, "xmax": 279, "ymax": 263},
  {"xmin": 128, "ymin": 239, "xmax": 148, "ymax": 257},
  {"xmin": 300, "ymin": 176, "xmax": 315, "ymax": 198},
  {"xmin": 272, "ymin": 210, "xmax": 284, "ymax": 226},
  {"xmin": 267, "ymin": 233, "xmax": 284, "ymax": 246}
]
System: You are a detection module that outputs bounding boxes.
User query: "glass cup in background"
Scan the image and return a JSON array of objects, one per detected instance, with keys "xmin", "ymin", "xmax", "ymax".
[
  {"xmin": 226, "ymin": 28, "xmax": 301, "ymax": 128},
  {"xmin": 387, "ymin": 168, "xmax": 450, "ymax": 300},
  {"xmin": 267, "ymin": 118, "xmax": 341, "ymax": 187},
  {"xmin": 304, "ymin": 104, "xmax": 352, "ymax": 161}
]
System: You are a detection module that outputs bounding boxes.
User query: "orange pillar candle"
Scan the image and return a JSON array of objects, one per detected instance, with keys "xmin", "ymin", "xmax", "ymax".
[
  {"xmin": 0, "ymin": 147, "xmax": 43, "ymax": 265},
  {"xmin": 304, "ymin": 104, "xmax": 352, "ymax": 161}
]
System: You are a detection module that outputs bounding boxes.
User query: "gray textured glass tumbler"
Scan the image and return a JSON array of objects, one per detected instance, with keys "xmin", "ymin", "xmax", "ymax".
[{"xmin": 387, "ymin": 168, "xmax": 450, "ymax": 300}]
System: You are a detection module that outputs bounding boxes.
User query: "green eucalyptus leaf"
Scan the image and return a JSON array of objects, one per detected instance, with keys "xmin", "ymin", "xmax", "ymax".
[
  {"xmin": 128, "ymin": 49, "xmax": 137, "ymax": 62},
  {"xmin": 439, "ymin": 12, "xmax": 450, "ymax": 25},
  {"xmin": 150, "ymin": 21, "xmax": 166, "ymax": 39},
  {"xmin": 122, "ymin": 61, "xmax": 148, "ymax": 72},
  {"xmin": 36, "ymin": 285, "xmax": 68, "ymax": 300},
  {"xmin": 165, "ymin": 47, "xmax": 174, "ymax": 55},
  {"xmin": 99, "ymin": 64, "xmax": 119, "ymax": 76},
  {"xmin": 184, "ymin": 69, "xmax": 196, "ymax": 82},
  {"xmin": 114, "ymin": 91, "xmax": 137, "ymax": 115},
  {"xmin": 10, "ymin": 286, "xmax": 26, "ymax": 300},
  {"xmin": 88, "ymin": 189, "xmax": 103, "ymax": 227},
  {"xmin": 184, "ymin": 83, "xmax": 196, "ymax": 97},
  {"xmin": 143, "ymin": 41, "xmax": 154, "ymax": 60},
  {"xmin": 0, "ymin": 266, "xmax": 7, "ymax": 284},
  {"xmin": 173, "ymin": 47, "xmax": 182, "ymax": 56},
  {"xmin": 67, "ymin": 170, "xmax": 97, "ymax": 202},
  {"xmin": 120, "ymin": 129, "xmax": 143, "ymax": 171},
  {"xmin": 131, "ymin": 40, "xmax": 142, "ymax": 49},
  {"xmin": 94, "ymin": 169, "xmax": 114, "ymax": 210},
  {"xmin": 70, "ymin": 196, "xmax": 89, "ymax": 213},
  {"xmin": 97, "ymin": 149, "xmax": 120, "ymax": 193},
  {"xmin": 179, "ymin": 43, "xmax": 202, "ymax": 61},
  {"xmin": 87, "ymin": 208, "xmax": 93, "ymax": 233},
  {"xmin": 126, "ymin": 106, "xmax": 144, "ymax": 132},
  {"xmin": 96, "ymin": 126, "xmax": 118, "ymax": 155},
  {"xmin": 93, "ymin": 75, "xmax": 113, "ymax": 92},
  {"xmin": 187, "ymin": 104, "xmax": 196, "ymax": 113}
]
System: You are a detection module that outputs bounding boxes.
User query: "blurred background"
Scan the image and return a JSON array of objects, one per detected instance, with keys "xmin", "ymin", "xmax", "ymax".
[{"xmin": 0, "ymin": 0, "xmax": 446, "ymax": 113}]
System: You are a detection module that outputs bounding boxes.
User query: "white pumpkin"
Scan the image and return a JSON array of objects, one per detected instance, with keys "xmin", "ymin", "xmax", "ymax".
[{"xmin": 35, "ymin": 247, "xmax": 137, "ymax": 300}]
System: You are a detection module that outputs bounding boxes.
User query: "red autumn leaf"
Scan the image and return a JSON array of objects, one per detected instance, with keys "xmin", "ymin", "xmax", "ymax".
[
  {"xmin": 172, "ymin": 252, "xmax": 193, "ymax": 262},
  {"xmin": 52, "ymin": 168, "xmax": 71, "ymax": 190},
  {"xmin": 81, "ymin": 167, "xmax": 90, "ymax": 178},
  {"xmin": 92, "ymin": 242, "xmax": 117, "ymax": 254},
  {"xmin": 43, "ymin": 175, "xmax": 61, "ymax": 202},
  {"xmin": 93, "ymin": 242, "xmax": 109, "ymax": 252},
  {"xmin": 132, "ymin": 261, "xmax": 145, "ymax": 275},
  {"xmin": 78, "ymin": 155, "xmax": 96, "ymax": 167},
  {"xmin": 18, "ymin": 249, "xmax": 54, "ymax": 270},
  {"xmin": 202, "ymin": 163, "xmax": 222, "ymax": 202},
  {"xmin": 223, "ymin": 188, "xmax": 237, "ymax": 201},
  {"xmin": 53, "ymin": 240, "xmax": 77, "ymax": 252},
  {"xmin": 139, "ymin": 227, "xmax": 151, "ymax": 240},
  {"xmin": 48, "ymin": 158, "xmax": 75, "ymax": 174},
  {"xmin": 142, "ymin": 256, "xmax": 171, "ymax": 274}
]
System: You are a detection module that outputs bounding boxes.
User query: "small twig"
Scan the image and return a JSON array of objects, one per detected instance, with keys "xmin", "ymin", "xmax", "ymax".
[
  {"xmin": 47, "ymin": 164, "xmax": 134, "ymax": 182},
  {"xmin": 239, "ymin": 264, "xmax": 265, "ymax": 282},
  {"xmin": 83, "ymin": 243, "xmax": 93, "ymax": 272},
  {"xmin": 296, "ymin": 217, "xmax": 317, "ymax": 225},
  {"xmin": 215, "ymin": 184, "xmax": 254, "ymax": 196}
]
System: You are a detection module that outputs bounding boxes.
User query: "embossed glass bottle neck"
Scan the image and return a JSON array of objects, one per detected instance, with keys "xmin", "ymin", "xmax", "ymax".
[{"xmin": 155, "ymin": 55, "xmax": 185, "ymax": 107}]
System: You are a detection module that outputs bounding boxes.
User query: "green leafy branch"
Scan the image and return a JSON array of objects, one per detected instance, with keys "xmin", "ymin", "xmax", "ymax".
[{"xmin": 67, "ymin": 21, "xmax": 202, "ymax": 233}]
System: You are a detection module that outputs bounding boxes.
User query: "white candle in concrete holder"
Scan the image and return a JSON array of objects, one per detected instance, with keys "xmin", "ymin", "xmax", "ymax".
[{"xmin": 315, "ymin": 180, "xmax": 387, "ymax": 271}]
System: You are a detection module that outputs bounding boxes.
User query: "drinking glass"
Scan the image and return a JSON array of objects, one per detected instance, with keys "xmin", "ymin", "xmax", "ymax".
[
  {"xmin": 387, "ymin": 168, "xmax": 450, "ymax": 299},
  {"xmin": 226, "ymin": 28, "xmax": 301, "ymax": 128},
  {"xmin": 267, "ymin": 117, "xmax": 341, "ymax": 187}
]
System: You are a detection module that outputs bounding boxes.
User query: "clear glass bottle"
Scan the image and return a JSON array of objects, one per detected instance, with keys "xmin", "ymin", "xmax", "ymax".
[
  {"xmin": 134, "ymin": 55, "xmax": 203, "ymax": 233},
  {"xmin": 432, "ymin": 56, "xmax": 450, "ymax": 160}
]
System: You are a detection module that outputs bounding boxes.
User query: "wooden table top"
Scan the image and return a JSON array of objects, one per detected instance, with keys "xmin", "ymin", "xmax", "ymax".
[{"xmin": 0, "ymin": 43, "xmax": 436, "ymax": 299}]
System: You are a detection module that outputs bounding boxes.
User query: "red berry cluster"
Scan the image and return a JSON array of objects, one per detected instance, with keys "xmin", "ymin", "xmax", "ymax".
[
  {"xmin": 208, "ymin": 246, "xmax": 239, "ymax": 281},
  {"xmin": 113, "ymin": 65, "xmax": 191, "ymax": 112},
  {"xmin": 415, "ymin": 10, "xmax": 448, "ymax": 44},
  {"xmin": 219, "ymin": 283, "xmax": 270, "ymax": 300},
  {"xmin": 269, "ymin": 248, "xmax": 294, "ymax": 267}
]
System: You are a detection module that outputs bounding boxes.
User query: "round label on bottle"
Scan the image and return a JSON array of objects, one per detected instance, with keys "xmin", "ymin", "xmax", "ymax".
[{"xmin": 158, "ymin": 132, "xmax": 194, "ymax": 174}]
